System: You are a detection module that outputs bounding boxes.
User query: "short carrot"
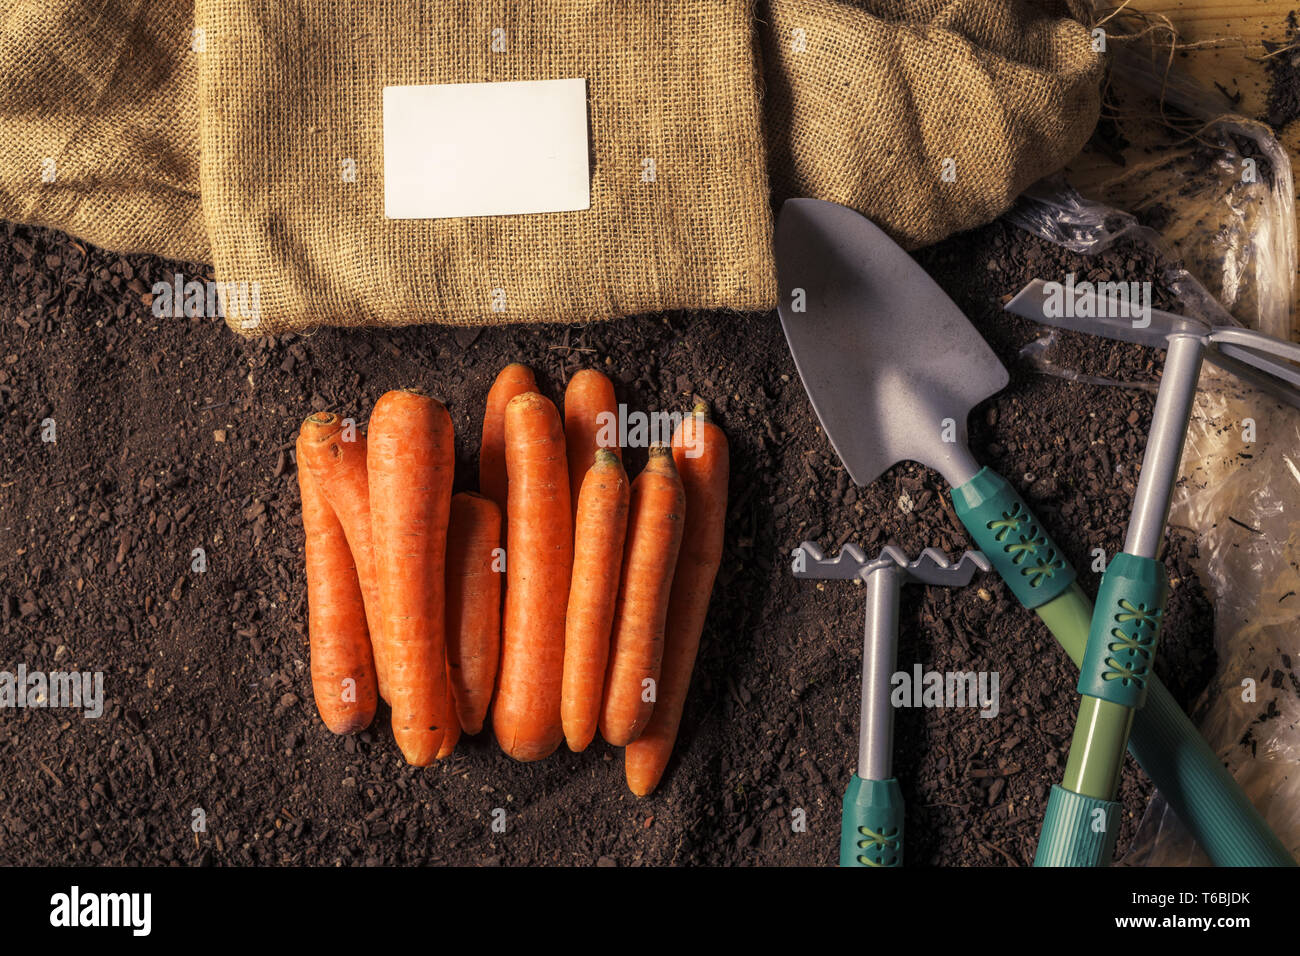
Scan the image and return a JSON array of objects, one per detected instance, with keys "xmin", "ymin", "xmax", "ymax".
[
  {"xmin": 368, "ymin": 388, "xmax": 455, "ymax": 766},
  {"xmin": 561, "ymin": 449, "xmax": 630, "ymax": 751},
  {"xmin": 564, "ymin": 369, "xmax": 620, "ymax": 517},
  {"xmin": 480, "ymin": 363, "xmax": 538, "ymax": 519},
  {"xmin": 599, "ymin": 444, "xmax": 685, "ymax": 747},
  {"xmin": 296, "ymin": 433, "xmax": 378, "ymax": 735},
  {"xmin": 445, "ymin": 492, "xmax": 502, "ymax": 734},
  {"xmin": 493, "ymin": 391, "xmax": 572, "ymax": 761},
  {"xmin": 626, "ymin": 404, "xmax": 729, "ymax": 796},
  {"xmin": 299, "ymin": 412, "xmax": 390, "ymax": 703}
]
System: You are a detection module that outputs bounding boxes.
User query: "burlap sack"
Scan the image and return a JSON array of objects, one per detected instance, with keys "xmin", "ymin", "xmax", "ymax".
[
  {"xmin": 0, "ymin": 0, "xmax": 207, "ymax": 263},
  {"xmin": 763, "ymin": 0, "xmax": 1104, "ymax": 249},
  {"xmin": 0, "ymin": 1, "xmax": 1104, "ymax": 335}
]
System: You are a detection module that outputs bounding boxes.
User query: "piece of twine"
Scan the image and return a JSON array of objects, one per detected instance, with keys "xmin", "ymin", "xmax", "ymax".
[{"xmin": 1091, "ymin": 0, "xmax": 1260, "ymax": 149}]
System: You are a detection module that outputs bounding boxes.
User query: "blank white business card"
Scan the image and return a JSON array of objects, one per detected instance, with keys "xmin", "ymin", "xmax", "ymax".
[{"xmin": 383, "ymin": 78, "xmax": 590, "ymax": 220}]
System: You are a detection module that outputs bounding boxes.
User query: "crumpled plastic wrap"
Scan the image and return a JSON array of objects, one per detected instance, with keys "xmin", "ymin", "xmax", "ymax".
[
  {"xmin": 1007, "ymin": 181, "xmax": 1237, "ymax": 326},
  {"xmin": 1003, "ymin": 44, "xmax": 1300, "ymax": 864}
]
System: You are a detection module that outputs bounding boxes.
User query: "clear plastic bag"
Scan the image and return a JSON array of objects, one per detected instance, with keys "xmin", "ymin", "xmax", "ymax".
[
  {"xmin": 1004, "ymin": 43, "xmax": 1300, "ymax": 864},
  {"xmin": 1066, "ymin": 43, "xmax": 1295, "ymax": 339}
]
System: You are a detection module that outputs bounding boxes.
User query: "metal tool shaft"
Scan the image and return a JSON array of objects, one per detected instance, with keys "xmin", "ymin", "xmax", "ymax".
[
  {"xmin": 860, "ymin": 565, "xmax": 902, "ymax": 780},
  {"xmin": 1125, "ymin": 334, "xmax": 1205, "ymax": 559}
]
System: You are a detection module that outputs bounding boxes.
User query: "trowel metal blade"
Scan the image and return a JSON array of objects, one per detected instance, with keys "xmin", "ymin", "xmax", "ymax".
[
  {"xmin": 775, "ymin": 198, "xmax": 1008, "ymax": 487},
  {"xmin": 1004, "ymin": 278, "xmax": 1209, "ymax": 349}
]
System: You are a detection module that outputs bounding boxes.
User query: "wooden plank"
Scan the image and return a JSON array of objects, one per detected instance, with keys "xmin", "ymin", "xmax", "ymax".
[
  {"xmin": 1137, "ymin": 1, "xmax": 1291, "ymax": 21},
  {"xmin": 1125, "ymin": 0, "xmax": 1293, "ymax": 120}
]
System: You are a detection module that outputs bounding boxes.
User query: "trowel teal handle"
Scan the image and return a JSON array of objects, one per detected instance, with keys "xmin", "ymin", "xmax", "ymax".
[
  {"xmin": 1132, "ymin": 677, "xmax": 1295, "ymax": 866},
  {"xmin": 950, "ymin": 466, "xmax": 1075, "ymax": 610},
  {"xmin": 840, "ymin": 776, "xmax": 903, "ymax": 867},
  {"xmin": 953, "ymin": 466, "xmax": 1295, "ymax": 867}
]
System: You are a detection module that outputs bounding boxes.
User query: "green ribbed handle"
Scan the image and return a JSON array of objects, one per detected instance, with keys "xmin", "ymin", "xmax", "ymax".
[
  {"xmin": 1035, "ymin": 785, "xmax": 1120, "ymax": 867},
  {"xmin": 952, "ymin": 473, "xmax": 1296, "ymax": 868},
  {"xmin": 840, "ymin": 777, "xmax": 903, "ymax": 868},
  {"xmin": 1131, "ymin": 680, "xmax": 1295, "ymax": 866}
]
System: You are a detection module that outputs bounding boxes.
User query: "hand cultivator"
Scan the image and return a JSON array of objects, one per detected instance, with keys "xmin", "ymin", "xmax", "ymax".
[
  {"xmin": 793, "ymin": 542, "xmax": 990, "ymax": 867},
  {"xmin": 775, "ymin": 197, "xmax": 1295, "ymax": 867},
  {"xmin": 1005, "ymin": 282, "xmax": 1300, "ymax": 866}
]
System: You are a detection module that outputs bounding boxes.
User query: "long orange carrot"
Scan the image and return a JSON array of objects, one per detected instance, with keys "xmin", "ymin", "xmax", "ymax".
[
  {"xmin": 445, "ymin": 491, "xmax": 502, "ymax": 734},
  {"xmin": 564, "ymin": 369, "xmax": 620, "ymax": 517},
  {"xmin": 296, "ymin": 433, "xmax": 378, "ymax": 735},
  {"xmin": 368, "ymin": 388, "xmax": 455, "ymax": 766},
  {"xmin": 626, "ymin": 404, "xmax": 729, "ymax": 795},
  {"xmin": 299, "ymin": 412, "xmax": 390, "ymax": 703},
  {"xmin": 493, "ymin": 391, "xmax": 572, "ymax": 761},
  {"xmin": 480, "ymin": 364, "xmax": 537, "ymax": 518},
  {"xmin": 599, "ymin": 444, "xmax": 685, "ymax": 747},
  {"xmin": 561, "ymin": 449, "xmax": 630, "ymax": 751}
]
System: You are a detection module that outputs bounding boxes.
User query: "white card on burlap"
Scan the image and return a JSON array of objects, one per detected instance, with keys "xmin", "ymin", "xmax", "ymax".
[{"xmin": 383, "ymin": 78, "xmax": 590, "ymax": 219}]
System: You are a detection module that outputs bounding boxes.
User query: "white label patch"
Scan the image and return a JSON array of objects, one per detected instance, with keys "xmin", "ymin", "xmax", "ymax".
[{"xmin": 383, "ymin": 78, "xmax": 590, "ymax": 219}]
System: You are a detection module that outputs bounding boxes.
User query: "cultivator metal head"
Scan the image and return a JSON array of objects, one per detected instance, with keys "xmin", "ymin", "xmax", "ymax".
[{"xmin": 1005, "ymin": 279, "xmax": 1300, "ymax": 409}]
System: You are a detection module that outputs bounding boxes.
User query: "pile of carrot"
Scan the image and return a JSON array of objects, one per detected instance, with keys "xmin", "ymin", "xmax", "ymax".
[{"xmin": 294, "ymin": 365, "xmax": 728, "ymax": 796}]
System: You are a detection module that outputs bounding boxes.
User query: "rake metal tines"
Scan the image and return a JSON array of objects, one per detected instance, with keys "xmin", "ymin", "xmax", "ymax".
[{"xmin": 793, "ymin": 541, "xmax": 991, "ymax": 588}]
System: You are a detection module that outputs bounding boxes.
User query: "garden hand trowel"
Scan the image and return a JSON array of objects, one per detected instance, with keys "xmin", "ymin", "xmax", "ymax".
[
  {"xmin": 775, "ymin": 198, "xmax": 1293, "ymax": 867},
  {"xmin": 794, "ymin": 542, "xmax": 989, "ymax": 867}
]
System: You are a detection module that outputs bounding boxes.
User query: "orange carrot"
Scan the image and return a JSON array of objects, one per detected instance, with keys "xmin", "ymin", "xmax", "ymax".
[
  {"xmin": 626, "ymin": 404, "xmax": 729, "ymax": 795},
  {"xmin": 480, "ymin": 364, "xmax": 538, "ymax": 518},
  {"xmin": 599, "ymin": 444, "xmax": 685, "ymax": 747},
  {"xmin": 445, "ymin": 491, "xmax": 502, "ymax": 734},
  {"xmin": 437, "ymin": 659, "xmax": 460, "ymax": 759},
  {"xmin": 493, "ymin": 392, "xmax": 572, "ymax": 761},
  {"xmin": 564, "ymin": 369, "xmax": 620, "ymax": 517},
  {"xmin": 368, "ymin": 388, "xmax": 455, "ymax": 766},
  {"xmin": 296, "ymin": 433, "xmax": 378, "ymax": 735},
  {"xmin": 299, "ymin": 412, "xmax": 390, "ymax": 703},
  {"xmin": 561, "ymin": 449, "xmax": 630, "ymax": 751}
]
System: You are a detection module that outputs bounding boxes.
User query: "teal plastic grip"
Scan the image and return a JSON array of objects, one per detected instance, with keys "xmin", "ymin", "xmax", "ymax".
[
  {"xmin": 841, "ymin": 777, "xmax": 903, "ymax": 867},
  {"xmin": 1130, "ymin": 679, "xmax": 1297, "ymax": 866},
  {"xmin": 1078, "ymin": 552, "xmax": 1168, "ymax": 709},
  {"xmin": 951, "ymin": 466, "xmax": 1074, "ymax": 609},
  {"xmin": 1035, "ymin": 785, "xmax": 1120, "ymax": 867}
]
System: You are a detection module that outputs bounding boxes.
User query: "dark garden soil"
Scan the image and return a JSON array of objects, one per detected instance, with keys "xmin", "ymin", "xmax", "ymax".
[
  {"xmin": 1265, "ymin": 12, "xmax": 1300, "ymax": 132},
  {"xmin": 0, "ymin": 215, "xmax": 1215, "ymax": 866}
]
